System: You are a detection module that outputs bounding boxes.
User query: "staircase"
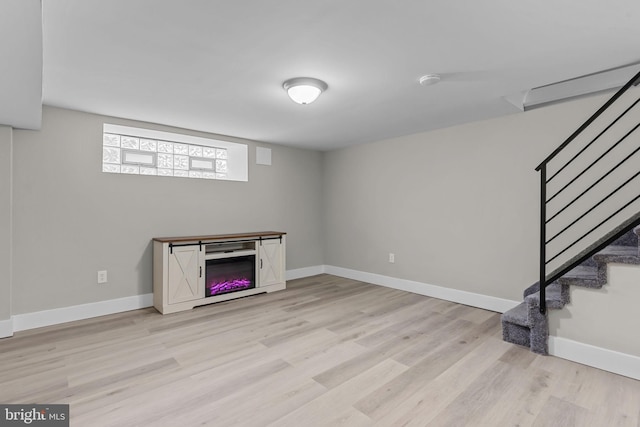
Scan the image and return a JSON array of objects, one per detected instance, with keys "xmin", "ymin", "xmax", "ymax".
[
  {"xmin": 501, "ymin": 67, "xmax": 640, "ymax": 354},
  {"xmin": 501, "ymin": 224, "xmax": 640, "ymax": 355}
]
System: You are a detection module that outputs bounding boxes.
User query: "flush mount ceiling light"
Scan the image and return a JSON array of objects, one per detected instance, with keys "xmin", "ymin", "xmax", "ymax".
[
  {"xmin": 283, "ymin": 77, "xmax": 328, "ymax": 105},
  {"xmin": 419, "ymin": 74, "xmax": 441, "ymax": 86}
]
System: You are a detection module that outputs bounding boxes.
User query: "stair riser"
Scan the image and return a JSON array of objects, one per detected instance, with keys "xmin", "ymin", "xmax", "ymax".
[
  {"xmin": 557, "ymin": 277, "xmax": 600, "ymax": 288},
  {"xmin": 501, "ymin": 311, "xmax": 548, "ymax": 355},
  {"xmin": 611, "ymin": 229, "xmax": 639, "ymax": 247},
  {"xmin": 502, "ymin": 321, "xmax": 530, "ymax": 348}
]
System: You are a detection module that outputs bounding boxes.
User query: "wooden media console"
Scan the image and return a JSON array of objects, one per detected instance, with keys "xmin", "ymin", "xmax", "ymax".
[{"xmin": 153, "ymin": 231, "xmax": 286, "ymax": 314}]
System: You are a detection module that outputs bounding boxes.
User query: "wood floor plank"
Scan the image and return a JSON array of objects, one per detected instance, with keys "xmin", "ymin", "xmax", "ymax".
[
  {"xmin": 316, "ymin": 407, "xmax": 373, "ymax": 427},
  {"xmin": 472, "ymin": 365, "xmax": 554, "ymax": 427},
  {"xmin": 391, "ymin": 317, "xmax": 475, "ymax": 366},
  {"xmin": 423, "ymin": 360, "xmax": 526, "ymax": 427},
  {"xmin": 370, "ymin": 336, "xmax": 514, "ymax": 426},
  {"xmin": 312, "ymin": 327, "xmax": 427, "ymax": 389},
  {"xmin": 499, "ymin": 344, "xmax": 538, "ymax": 370},
  {"xmin": 356, "ymin": 316, "xmax": 501, "ymax": 422},
  {"xmin": 201, "ymin": 378, "xmax": 326, "ymax": 427},
  {"xmin": 532, "ymin": 396, "xmax": 591, "ymax": 427},
  {"xmin": 65, "ymin": 343, "xmax": 170, "ymax": 387},
  {"xmin": 570, "ymin": 367, "xmax": 640, "ymax": 426},
  {"xmin": 0, "ymin": 273, "xmax": 637, "ymax": 427},
  {"xmin": 270, "ymin": 358, "xmax": 406, "ymax": 426}
]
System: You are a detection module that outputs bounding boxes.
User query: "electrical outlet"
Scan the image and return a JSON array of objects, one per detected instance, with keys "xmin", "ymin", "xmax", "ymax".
[
  {"xmin": 388, "ymin": 253, "xmax": 395, "ymax": 263},
  {"xmin": 97, "ymin": 270, "xmax": 108, "ymax": 284}
]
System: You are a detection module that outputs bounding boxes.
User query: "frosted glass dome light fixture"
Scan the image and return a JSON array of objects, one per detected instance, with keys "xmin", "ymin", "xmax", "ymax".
[
  {"xmin": 283, "ymin": 77, "xmax": 328, "ymax": 105},
  {"xmin": 419, "ymin": 74, "xmax": 441, "ymax": 86}
]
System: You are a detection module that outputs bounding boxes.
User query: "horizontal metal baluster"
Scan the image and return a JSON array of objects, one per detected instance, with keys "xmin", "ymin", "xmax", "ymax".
[
  {"xmin": 546, "ymin": 169, "xmax": 640, "ymax": 244},
  {"xmin": 546, "ymin": 122, "xmax": 640, "ymax": 204},
  {"xmin": 536, "ymin": 69, "xmax": 640, "ymax": 170},
  {"xmin": 546, "ymin": 193, "xmax": 640, "ymax": 265},
  {"xmin": 546, "ymin": 98, "xmax": 640, "ymax": 183}
]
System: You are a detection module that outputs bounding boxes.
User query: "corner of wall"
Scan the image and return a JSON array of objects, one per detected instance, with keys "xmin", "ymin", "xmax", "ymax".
[
  {"xmin": 0, "ymin": 317, "xmax": 13, "ymax": 338},
  {"xmin": 0, "ymin": 125, "xmax": 13, "ymax": 329}
]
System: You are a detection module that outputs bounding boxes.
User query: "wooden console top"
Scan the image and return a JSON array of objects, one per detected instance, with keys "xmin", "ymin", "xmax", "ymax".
[{"xmin": 153, "ymin": 231, "xmax": 286, "ymax": 243}]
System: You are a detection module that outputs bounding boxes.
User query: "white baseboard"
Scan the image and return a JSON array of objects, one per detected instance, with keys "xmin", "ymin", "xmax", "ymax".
[
  {"xmin": 12, "ymin": 293, "xmax": 154, "ymax": 332},
  {"xmin": 7, "ymin": 264, "xmax": 327, "ymax": 333},
  {"xmin": 6, "ymin": 266, "xmax": 637, "ymax": 381},
  {"xmin": 325, "ymin": 265, "xmax": 520, "ymax": 313},
  {"xmin": 0, "ymin": 317, "xmax": 13, "ymax": 338},
  {"xmin": 7, "ymin": 264, "xmax": 328, "ymax": 334},
  {"xmin": 549, "ymin": 336, "xmax": 640, "ymax": 381},
  {"xmin": 286, "ymin": 265, "xmax": 326, "ymax": 281}
]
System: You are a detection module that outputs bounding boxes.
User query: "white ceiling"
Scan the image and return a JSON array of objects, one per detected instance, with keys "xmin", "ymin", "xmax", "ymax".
[{"xmin": 3, "ymin": 1, "xmax": 640, "ymax": 150}]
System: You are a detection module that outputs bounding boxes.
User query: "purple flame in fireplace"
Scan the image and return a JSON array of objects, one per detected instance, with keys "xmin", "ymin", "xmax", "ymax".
[{"xmin": 207, "ymin": 278, "xmax": 252, "ymax": 296}]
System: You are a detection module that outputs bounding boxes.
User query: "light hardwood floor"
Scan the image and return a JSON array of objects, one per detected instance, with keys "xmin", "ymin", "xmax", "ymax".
[{"xmin": 1, "ymin": 274, "xmax": 638, "ymax": 426}]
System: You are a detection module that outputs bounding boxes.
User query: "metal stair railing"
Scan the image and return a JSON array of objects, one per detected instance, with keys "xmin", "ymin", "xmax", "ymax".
[{"xmin": 535, "ymin": 69, "xmax": 640, "ymax": 314}]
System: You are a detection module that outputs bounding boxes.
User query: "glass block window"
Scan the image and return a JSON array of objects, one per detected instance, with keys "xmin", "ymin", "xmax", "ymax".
[{"xmin": 102, "ymin": 124, "xmax": 248, "ymax": 182}]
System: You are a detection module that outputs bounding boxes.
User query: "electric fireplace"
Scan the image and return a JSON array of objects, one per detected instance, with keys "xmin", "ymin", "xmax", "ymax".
[
  {"xmin": 205, "ymin": 255, "xmax": 256, "ymax": 297},
  {"xmin": 153, "ymin": 232, "xmax": 286, "ymax": 314}
]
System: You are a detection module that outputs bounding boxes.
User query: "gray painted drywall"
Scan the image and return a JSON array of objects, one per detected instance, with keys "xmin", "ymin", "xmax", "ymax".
[
  {"xmin": 0, "ymin": 126, "xmax": 11, "ymax": 321},
  {"xmin": 322, "ymin": 93, "xmax": 615, "ymax": 302},
  {"xmin": 11, "ymin": 106, "xmax": 324, "ymax": 314}
]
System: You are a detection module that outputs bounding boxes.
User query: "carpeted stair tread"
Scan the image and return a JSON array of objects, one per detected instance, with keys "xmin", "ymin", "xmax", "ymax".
[
  {"xmin": 501, "ymin": 302, "xmax": 530, "ymax": 327},
  {"xmin": 557, "ymin": 277, "xmax": 599, "ymax": 288},
  {"xmin": 592, "ymin": 245, "xmax": 640, "ymax": 264},
  {"xmin": 525, "ymin": 282, "xmax": 568, "ymax": 309},
  {"xmin": 579, "ymin": 230, "xmax": 639, "ymax": 267},
  {"xmin": 501, "ymin": 302, "xmax": 548, "ymax": 354},
  {"xmin": 594, "ymin": 244, "xmax": 638, "ymax": 256},
  {"xmin": 561, "ymin": 265, "xmax": 596, "ymax": 278},
  {"xmin": 546, "ymin": 211, "xmax": 640, "ymax": 284},
  {"xmin": 610, "ymin": 228, "xmax": 639, "ymax": 247}
]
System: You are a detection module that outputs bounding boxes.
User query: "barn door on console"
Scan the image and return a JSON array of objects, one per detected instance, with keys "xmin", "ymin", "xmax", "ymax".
[
  {"xmin": 259, "ymin": 239, "xmax": 283, "ymax": 287},
  {"xmin": 167, "ymin": 245, "xmax": 204, "ymax": 304}
]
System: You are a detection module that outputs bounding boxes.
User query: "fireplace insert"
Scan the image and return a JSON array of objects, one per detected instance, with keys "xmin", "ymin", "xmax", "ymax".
[{"xmin": 205, "ymin": 255, "xmax": 256, "ymax": 297}]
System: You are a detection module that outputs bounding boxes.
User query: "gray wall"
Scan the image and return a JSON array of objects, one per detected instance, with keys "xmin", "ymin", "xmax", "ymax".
[
  {"xmin": 550, "ymin": 264, "xmax": 640, "ymax": 357},
  {"xmin": 6, "ymin": 95, "xmax": 639, "ymax": 359},
  {"xmin": 0, "ymin": 125, "xmax": 11, "ymax": 321},
  {"xmin": 323, "ymin": 94, "xmax": 612, "ymax": 302},
  {"xmin": 11, "ymin": 106, "xmax": 324, "ymax": 314}
]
